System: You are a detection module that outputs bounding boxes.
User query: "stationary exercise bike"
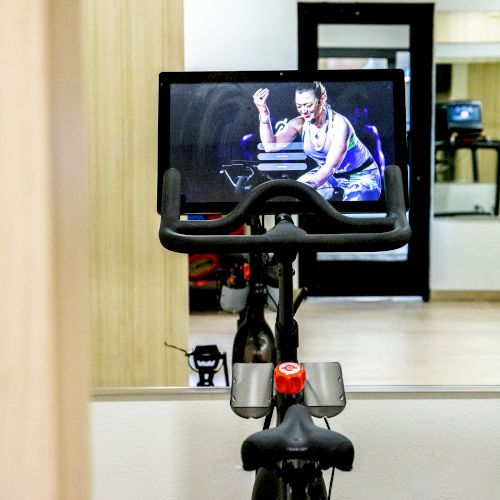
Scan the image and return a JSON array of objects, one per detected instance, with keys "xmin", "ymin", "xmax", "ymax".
[{"xmin": 159, "ymin": 165, "xmax": 410, "ymax": 498}]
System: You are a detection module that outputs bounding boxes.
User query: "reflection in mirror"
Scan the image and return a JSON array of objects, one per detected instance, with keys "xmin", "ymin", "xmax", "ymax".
[
  {"xmin": 185, "ymin": 18, "xmax": 500, "ymax": 390},
  {"xmin": 317, "ymin": 24, "xmax": 409, "ymax": 70},
  {"xmin": 314, "ymin": 24, "xmax": 411, "ymax": 263},
  {"xmin": 434, "ymin": 10, "xmax": 500, "ymax": 216},
  {"xmin": 318, "ymin": 24, "xmax": 410, "ymax": 128},
  {"xmin": 189, "ymin": 299, "xmax": 500, "ymax": 387},
  {"xmin": 433, "ymin": 62, "xmax": 500, "ymax": 216},
  {"xmin": 181, "ymin": 12, "xmax": 500, "ymax": 391}
]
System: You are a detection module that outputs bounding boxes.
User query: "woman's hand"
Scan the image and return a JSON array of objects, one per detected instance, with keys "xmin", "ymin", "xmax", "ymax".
[{"xmin": 253, "ymin": 88, "xmax": 270, "ymax": 120}]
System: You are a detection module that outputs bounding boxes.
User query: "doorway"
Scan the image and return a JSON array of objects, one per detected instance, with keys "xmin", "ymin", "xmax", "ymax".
[{"xmin": 297, "ymin": 3, "xmax": 433, "ymax": 300}]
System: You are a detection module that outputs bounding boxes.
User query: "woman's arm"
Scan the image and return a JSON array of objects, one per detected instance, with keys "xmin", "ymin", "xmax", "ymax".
[
  {"xmin": 306, "ymin": 114, "xmax": 350, "ymax": 188},
  {"xmin": 253, "ymin": 88, "xmax": 299, "ymax": 152}
]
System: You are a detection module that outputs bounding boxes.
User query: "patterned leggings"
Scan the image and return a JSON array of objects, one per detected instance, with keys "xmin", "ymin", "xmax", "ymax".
[{"xmin": 298, "ymin": 163, "xmax": 381, "ymax": 201}]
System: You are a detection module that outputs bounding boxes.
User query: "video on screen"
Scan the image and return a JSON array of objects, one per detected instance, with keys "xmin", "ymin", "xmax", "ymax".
[{"xmin": 167, "ymin": 78, "xmax": 400, "ymax": 209}]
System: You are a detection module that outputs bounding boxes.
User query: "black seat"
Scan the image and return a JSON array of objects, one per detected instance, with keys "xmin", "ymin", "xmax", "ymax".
[{"xmin": 241, "ymin": 404, "xmax": 354, "ymax": 472}]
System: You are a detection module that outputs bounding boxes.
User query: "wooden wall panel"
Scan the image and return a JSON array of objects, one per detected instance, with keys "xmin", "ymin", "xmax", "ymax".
[
  {"xmin": 469, "ymin": 63, "xmax": 500, "ymax": 138},
  {"xmin": 436, "ymin": 12, "xmax": 500, "ymax": 43},
  {"xmin": 435, "ymin": 13, "xmax": 500, "ymax": 184},
  {"xmin": 0, "ymin": 3, "xmax": 57, "ymax": 497},
  {"xmin": 82, "ymin": 0, "xmax": 189, "ymax": 387},
  {"xmin": 444, "ymin": 62, "xmax": 500, "ymax": 183},
  {"xmin": 1, "ymin": 0, "xmax": 90, "ymax": 498},
  {"xmin": 468, "ymin": 63, "xmax": 500, "ymax": 183}
]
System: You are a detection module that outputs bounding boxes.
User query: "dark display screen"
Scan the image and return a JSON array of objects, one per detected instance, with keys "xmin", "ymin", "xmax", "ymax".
[
  {"xmin": 158, "ymin": 69, "xmax": 408, "ymax": 214},
  {"xmin": 447, "ymin": 101, "xmax": 482, "ymax": 132}
]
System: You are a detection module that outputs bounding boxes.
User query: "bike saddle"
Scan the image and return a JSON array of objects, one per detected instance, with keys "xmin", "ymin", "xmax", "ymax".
[{"xmin": 241, "ymin": 404, "xmax": 354, "ymax": 472}]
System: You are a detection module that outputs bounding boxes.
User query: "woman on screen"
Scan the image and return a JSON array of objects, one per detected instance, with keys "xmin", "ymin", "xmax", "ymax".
[{"xmin": 253, "ymin": 81, "xmax": 381, "ymax": 201}]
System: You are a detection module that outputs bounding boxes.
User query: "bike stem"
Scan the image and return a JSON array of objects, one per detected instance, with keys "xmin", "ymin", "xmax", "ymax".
[
  {"xmin": 248, "ymin": 215, "xmax": 268, "ymax": 308},
  {"xmin": 273, "ymin": 215, "xmax": 303, "ymax": 423}
]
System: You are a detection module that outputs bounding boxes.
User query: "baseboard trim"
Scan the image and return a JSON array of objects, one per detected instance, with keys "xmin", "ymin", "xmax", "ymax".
[{"xmin": 430, "ymin": 290, "xmax": 500, "ymax": 301}]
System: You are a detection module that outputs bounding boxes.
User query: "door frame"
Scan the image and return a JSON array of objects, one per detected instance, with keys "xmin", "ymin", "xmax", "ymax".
[{"xmin": 297, "ymin": 2, "xmax": 433, "ymax": 300}]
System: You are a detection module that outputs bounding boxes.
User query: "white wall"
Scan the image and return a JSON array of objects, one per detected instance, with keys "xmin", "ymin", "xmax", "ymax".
[
  {"xmin": 431, "ymin": 218, "xmax": 500, "ymax": 290},
  {"xmin": 92, "ymin": 389, "xmax": 500, "ymax": 500},
  {"xmin": 184, "ymin": 0, "xmax": 500, "ymax": 292},
  {"xmin": 184, "ymin": 0, "xmax": 297, "ymax": 71}
]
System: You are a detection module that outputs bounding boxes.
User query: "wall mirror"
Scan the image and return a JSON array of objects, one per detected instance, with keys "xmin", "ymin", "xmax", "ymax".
[
  {"xmin": 434, "ymin": 11, "xmax": 500, "ymax": 216},
  {"xmin": 88, "ymin": 2, "xmax": 500, "ymax": 391},
  {"xmin": 187, "ymin": 5, "xmax": 500, "ymax": 385}
]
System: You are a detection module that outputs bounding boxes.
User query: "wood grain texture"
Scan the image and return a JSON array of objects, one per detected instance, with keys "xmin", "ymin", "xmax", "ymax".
[
  {"xmin": 0, "ymin": 3, "xmax": 56, "ymax": 497},
  {"xmin": 444, "ymin": 62, "xmax": 500, "ymax": 183},
  {"xmin": 1, "ymin": 0, "xmax": 90, "ymax": 498},
  {"xmin": 436, "ymin": 12, "xmax": 500, "ymax": 43},
  {"xmin": 82, "ymin": 0, "xmax": 189, "ymax": 387},
  {"xmin": 468, "ymin": 63, "xmax": 500, "ymax": 183},
  {"xmin": 436, "ymin": 13, "xmax": 500, "ymax": 181}
]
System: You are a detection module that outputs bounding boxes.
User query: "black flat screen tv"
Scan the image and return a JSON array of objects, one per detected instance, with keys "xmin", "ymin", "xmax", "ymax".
[
  {"xmin": 446, "ymin": 100, "xmax": 483, "ymax": 133},
  {"xmin": 157, "ymin": 69, "xmax": 408, "ymax": 214}
]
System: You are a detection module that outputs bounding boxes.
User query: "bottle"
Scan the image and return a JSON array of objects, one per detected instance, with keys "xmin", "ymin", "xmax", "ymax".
[
  {"xmin": 232, "ymin": 252, "xmax": 276, "ymax": 364},
  {"xmin": 220, "ymin": 262, "xmax": 249, "ymax": 314}
]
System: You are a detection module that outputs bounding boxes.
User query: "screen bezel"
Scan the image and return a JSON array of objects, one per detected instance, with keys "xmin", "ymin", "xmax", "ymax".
[{"xmin": 157, "ymin": 69, "xmax": 408, "ymax": 215}]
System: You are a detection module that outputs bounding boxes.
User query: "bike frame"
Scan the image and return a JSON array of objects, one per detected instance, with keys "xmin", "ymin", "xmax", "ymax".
[{"xmin": 159, "ymin": 165, "xmax": 411, "ymax": 499}]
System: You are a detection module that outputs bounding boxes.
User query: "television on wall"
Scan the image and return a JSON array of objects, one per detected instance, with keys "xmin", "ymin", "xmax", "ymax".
[
  {"xmin": 436, "ymin": 100, "xmax": 483, "ymax": 140},
  {"xmin": 446, "ymin": 100, "xmax": 483, "ymax": 133}
]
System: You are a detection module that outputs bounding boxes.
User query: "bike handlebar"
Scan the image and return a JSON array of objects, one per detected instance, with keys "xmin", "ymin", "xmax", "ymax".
[{"xmin": 159, "ymin": 165, "xmax": 411, "ymax": 254}]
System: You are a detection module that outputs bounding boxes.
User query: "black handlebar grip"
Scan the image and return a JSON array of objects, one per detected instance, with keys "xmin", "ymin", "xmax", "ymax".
[
  {"xmin": 383, "ymin": 164, "xmax": 408, "ymax": 219},
  {"xmin": 159, "ymin": 165, "xmax": 411, "ymax": 254}
]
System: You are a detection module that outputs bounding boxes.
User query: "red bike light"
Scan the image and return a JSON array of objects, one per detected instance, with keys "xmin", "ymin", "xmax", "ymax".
[{"xmin": 274, "ymin": 362, "xmax": 306, "ymax": 395}]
